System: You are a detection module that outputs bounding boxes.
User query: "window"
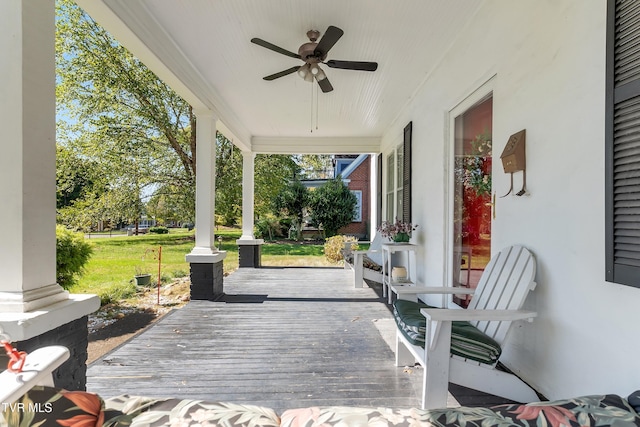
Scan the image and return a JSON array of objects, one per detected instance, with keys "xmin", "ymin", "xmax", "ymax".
[
  {"xmin": 386, "ymin": 153, "xmax": 395, "ymax": 221},
  {"xmin": 352, "ymin": 190, "xmax": 362, "ymax": 222},
  {"xmin": 396, "ymin": 143, "xmax": 404, "ymax": 219},
  {"xmin": 385, "ymin": 122, "xmax": 413, "ymax": 223},
  {"xmin": 606, "ymin": 0, "xmax": 640, "ymax": 287}
]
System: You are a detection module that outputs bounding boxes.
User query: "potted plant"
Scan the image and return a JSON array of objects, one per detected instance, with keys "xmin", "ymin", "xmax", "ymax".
[
  {"xmin": 134, "ymin": 265, "xmax": 152, "ymax": 286},
  {"xmin": 377, "ymin": 218, "xmax": 418, "ymax": 243}
]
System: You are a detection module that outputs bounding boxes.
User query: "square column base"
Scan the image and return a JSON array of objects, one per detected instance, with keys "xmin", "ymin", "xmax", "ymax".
[
  {"xmin": 0, "ymin": 317, "xmax": 90, "ymax": 391},
  {"xmin": 238, "ymin": 245, "xmax": 262, "ymax": 268},
  {"xmin": 237, "ymin": 239, "xmax": 264, "ymax": 268},
  {"xmin": 189, "ymin": 261, "xmax": 224, "ymax": 300}
]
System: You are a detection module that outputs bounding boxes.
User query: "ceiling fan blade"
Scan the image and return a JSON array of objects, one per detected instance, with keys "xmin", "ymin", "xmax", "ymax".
[
  {"xmin": 326, "ymin": 60, "xmax": 378, "ymax": 72},
  {"xmin": 316, "ymin": 76, "xmax": 334, "ymax": 93},
  {"xmin": 251, "ymin": 38, "xmax": 301, "ymax": 59},
  {"xmin": 263, "ymin": 66, "xmax": 301, "ymax": 81},
  {"xmin": 314, "ymin": 26, "xmax": 344, "ymax": 58}
]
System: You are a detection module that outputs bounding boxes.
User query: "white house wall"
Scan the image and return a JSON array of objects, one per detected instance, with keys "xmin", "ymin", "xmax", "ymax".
[{"xmin": 381, "ymin": 1, "xmax": 640, "ymax": 400}]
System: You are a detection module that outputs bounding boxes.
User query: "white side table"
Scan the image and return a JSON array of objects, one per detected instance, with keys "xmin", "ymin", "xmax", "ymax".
[{"xmin": 381, "ymin": 243, "xmax": 417, "ymax": 304}]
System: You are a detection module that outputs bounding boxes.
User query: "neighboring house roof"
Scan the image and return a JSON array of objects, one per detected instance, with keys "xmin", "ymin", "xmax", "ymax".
[{"xmin": 338, "ymin": 154, "xmax": 368, "ymax": 179}]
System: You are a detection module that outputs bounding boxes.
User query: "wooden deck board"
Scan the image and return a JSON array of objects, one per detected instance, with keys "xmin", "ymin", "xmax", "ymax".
[
  {"xmin": 87, "ymin": 267, "xmax": 512, "ymax": 410},
  {"xmin": 87, "ymin": 267, "xmax": 427, "ymax": 411}
]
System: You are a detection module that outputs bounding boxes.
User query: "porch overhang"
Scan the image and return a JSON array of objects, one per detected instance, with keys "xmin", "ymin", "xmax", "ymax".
[{"xmin": 73, "ymin": 0, "xmax": 481, "ymax": 154}]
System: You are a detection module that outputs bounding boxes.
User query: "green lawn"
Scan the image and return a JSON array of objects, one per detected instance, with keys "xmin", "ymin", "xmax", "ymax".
[{"xmin": 69, "ymin": 228, "xmax": 336, "ymax": 304}]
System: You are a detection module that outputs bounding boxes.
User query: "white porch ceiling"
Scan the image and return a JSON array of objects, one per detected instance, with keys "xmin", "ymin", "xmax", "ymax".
[{"xmin": 75, "ymin": 0, "xmax": 483, "ymax": 153}]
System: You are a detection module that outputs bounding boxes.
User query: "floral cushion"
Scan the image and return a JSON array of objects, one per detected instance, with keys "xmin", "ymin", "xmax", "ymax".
[
  {"xmin": 280, "ymin": 406, "xmax": 425, "ymax": 426},
  {"xmin": 104, "ymin": 395, "xmax": 281, "ymax": 426},
  {"xmin": 415, "ymin": 394, "xmax": 640, "ymax": 427},
  {"xmin": 0, "ymin": 385, "xmax": 122, "ymax": 427}
]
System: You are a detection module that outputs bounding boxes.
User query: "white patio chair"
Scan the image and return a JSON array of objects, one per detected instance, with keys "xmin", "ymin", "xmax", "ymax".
[
  {"xmin": 392, "ymin": 245, "xmax": 538, "ymax": 409},
  {"xmin": 343, "ymin": 234, "xmax": 383, "ymax": 287}
]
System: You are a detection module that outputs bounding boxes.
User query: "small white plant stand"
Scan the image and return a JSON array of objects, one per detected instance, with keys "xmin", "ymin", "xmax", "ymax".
[{"xmin": 381, "ymin": 242, "xmax": 417, "ymax": 304}]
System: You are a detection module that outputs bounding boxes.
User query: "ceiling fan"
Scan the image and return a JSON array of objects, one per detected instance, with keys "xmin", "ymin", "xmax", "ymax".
[{"xmin": 251, "ymin": 26, "xmax": 378, "ymax": 93}]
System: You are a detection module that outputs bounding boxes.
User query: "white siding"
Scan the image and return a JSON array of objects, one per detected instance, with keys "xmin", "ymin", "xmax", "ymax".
[{"xmin": 381, "ymin": 1, "xmax": 640, "ymax": 400}]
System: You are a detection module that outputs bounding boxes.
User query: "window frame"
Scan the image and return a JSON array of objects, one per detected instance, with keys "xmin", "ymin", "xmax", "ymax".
[{"xmin": 384, "ymin": 122, "xmax": 413, "ymax": 223}]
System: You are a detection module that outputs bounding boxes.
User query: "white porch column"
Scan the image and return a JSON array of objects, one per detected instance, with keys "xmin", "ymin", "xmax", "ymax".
[
  {"xmin": 237, "ymin": 151, "xmax": 263, "ymax": 267},
  {"xmin": 240, "ymin": 151, "xmax": 256, "ymax": 240},
  {"xmin": 0, "ymin": 0, "xmax": 99, "ymax": 325},
  {"xmin": 187, "ymin": 110, "xmax": 219, "ymax": 257},
  {"xmin": 186, "ymin": 111, "xmax": 226, "ymax": 299},
  {"xmin": 0, "ymin": 0, "xmax": 99, "ymax": 390}
]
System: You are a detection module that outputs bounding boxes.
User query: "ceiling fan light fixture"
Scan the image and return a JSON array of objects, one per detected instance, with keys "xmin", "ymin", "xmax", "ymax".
[
  {"xmin": 297, "ymin": 63, "xmax": 310, "ymax": 79},
  {"xmin": 315, "ymin": 67, "xmax": 327, "ymax": 81}
]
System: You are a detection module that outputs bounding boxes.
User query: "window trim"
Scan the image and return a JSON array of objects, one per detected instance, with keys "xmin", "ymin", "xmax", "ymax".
[{"xmin": 386, "ymin": 152, "xmax": 395, "ymax": 221}]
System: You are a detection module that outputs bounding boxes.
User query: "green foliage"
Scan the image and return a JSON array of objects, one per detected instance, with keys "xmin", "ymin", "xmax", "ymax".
[
  {"xmin": 149, "ymin": 226, "xmax": 169, "ymax": 234},
  {"xmin": 56, "ymin": 0, "xmax": 196, "ymax": 227},
  {"xmin": 272, "ymin": 179, "xmax": 309, "ymax": 241},
  {"xmin": 324, "ymin": 235, "xmax": 359, "ymax": 263},
  {"xmin": 293, "ymin": 154, "xmax": 334, "ymax": 179},
  {"xmin": 308, "ymin": 177, "xmax": 358, "ymax": 238},
  {"xmin": 255, "ymin": 154, "xmax": 300, "ymax": 217},
  {"xmin": 215, "ymin": 134, "xmax": 242, "ymax": 225},
  {"xmin": 56, "ymin": 145, "xmax": 103, "ymax": 209},
  {"xmin": 255, "ymin": 213, "xmax": 285, "ymax": 240},
  {"xmin": 215, "ymin": 135, "xmax": 300, "ymax": 226},
  {"xmin": 56, "ymin": 225, "xmax": 93, "ymax": 289},
  {"xmin": 98, "ymin": 282, "xmax": 138, "ymax": 306}
]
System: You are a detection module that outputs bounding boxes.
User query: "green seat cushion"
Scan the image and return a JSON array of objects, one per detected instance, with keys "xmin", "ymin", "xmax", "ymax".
[{"xmin": 393, "ymin": 299, "xmax": 502, "ymax": 365}]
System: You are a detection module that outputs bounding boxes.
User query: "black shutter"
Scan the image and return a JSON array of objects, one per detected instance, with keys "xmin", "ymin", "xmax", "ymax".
[
  {"xmin": 606, "ymin": 0, "xmax": 640, "ymax": 287},
  {"xmin": 377, "ymin": 154, "xmax": 383, "ymax": 227},
  {"xmin": 403, "ymin": 122, "xmax": 412, "ymax": 224}
]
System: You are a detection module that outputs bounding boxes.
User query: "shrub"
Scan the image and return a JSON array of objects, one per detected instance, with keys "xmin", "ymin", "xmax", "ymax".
[
  {"xmin": 99, "ymin": 282, "xmax": 137, "ymax": 305},
  {"xmin": 149, "ymin": 226, "xmax": 169, "ymax": 234},
  {"xmin": 56, "ymin": 225, "xmax": 93, "ymax": 289},
  {"xmin": 272, "ymin": 179, "xmax": 309, "ymax": 241},
  {"xmin": 255, "ymin": 214, "xmax": 283, "ymax": 240},
  {"xmin": 171, "ymin": 269, "xmax": 188, "ymax": 278},
  {"xmin": 308, "ymin": 177, "xmax": 358, "ymax": 238},
  {"xmin": 324, "ymin": 235, "xmax": 359, "ymax": 263}
]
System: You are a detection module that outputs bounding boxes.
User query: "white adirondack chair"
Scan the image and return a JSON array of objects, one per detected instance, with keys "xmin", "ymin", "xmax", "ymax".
[
  {"xmin": 343, "ymin": 233, "xmax": 384, "ymax": 287},
  {"xmin": 392, "ymin": 245, "xmax": 538, "ymax": 409},
  {"xmin": 0, "ymin": 345, "xmax": 69, "ymax": 404}
]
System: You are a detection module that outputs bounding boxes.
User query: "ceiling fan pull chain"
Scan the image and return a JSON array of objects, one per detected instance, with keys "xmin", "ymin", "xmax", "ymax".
[{"xmin": 316, "ymin": 83, "xmax": 319, "ymax": 131}]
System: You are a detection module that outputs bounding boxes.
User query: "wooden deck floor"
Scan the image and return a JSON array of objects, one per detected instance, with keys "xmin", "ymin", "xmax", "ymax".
[{"xmin": 87, "ymin": 267, "xmax": 506, "ymax": 411}]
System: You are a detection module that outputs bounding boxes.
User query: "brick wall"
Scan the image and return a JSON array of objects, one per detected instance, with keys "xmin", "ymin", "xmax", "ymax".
[{"xmin": 339, "ymin": 156, "xmax": 371, "ymax": 239}]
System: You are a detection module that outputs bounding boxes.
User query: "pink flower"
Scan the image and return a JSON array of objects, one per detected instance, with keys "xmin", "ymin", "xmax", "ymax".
[
  {"xmin": 377, "ymin": 218, "xmax": 418, "ymax": 240},
  {"xmin": 510, "ymin": 404, "xmax": 577, "ymax": 427}
]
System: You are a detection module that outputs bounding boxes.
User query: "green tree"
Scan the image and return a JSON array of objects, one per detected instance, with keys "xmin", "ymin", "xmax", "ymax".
[
  {"xmin": 293, "ymin": 154, "xmax": 334, "ymax": 179},
  {"xmin": 56, "ymin": 0, "xmax": 302, "ymax": 230},
  {"xmin": 56, "ymin": 0, "xmax": 196, "ymax": 226},
  {"xmin": 272, "ymin": 179, "xmax": 309, "ymax": 241},
  {"xmin": 215, "ymin": 133, "xmax": 242, "ymax": 225},
  {"xmin": 255, "ymin": 154, "xmax": 300, "ymax": 218},
  {"xmin": 308, "ymin": 177, "xmax": 357, "ymax": 238},
  {"xmin": 56, "ymin": 144, "xmax": 107, "ymax": 211}
]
